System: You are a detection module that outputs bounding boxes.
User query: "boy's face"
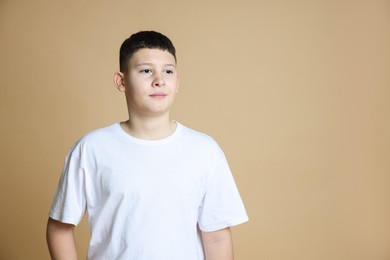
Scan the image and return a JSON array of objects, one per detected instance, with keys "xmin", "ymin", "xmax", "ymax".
[{"xmin": 117, "ymin": 48, "xmax": 179, "ymax": 118}]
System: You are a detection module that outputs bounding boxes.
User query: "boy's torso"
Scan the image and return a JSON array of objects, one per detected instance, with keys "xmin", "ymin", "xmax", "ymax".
[{"xmin": 72, "ymin": 123, "xmax": 218, "ymax": 259}]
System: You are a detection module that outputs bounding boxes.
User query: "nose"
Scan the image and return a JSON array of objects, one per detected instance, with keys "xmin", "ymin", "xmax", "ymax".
[{"xmin": 152, "ymin": 73, "xmax": 165, "ymax": 87}]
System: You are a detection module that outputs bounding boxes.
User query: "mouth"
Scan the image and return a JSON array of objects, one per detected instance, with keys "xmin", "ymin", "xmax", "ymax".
[{"xmin": 149, "ymin": 93, "xmax": 167, "ymax": 98}]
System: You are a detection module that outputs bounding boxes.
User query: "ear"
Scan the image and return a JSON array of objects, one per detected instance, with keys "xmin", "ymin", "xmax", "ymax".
[{"xmin": 113, "ymin": 72, "xmax": 126, "ymax": 92}]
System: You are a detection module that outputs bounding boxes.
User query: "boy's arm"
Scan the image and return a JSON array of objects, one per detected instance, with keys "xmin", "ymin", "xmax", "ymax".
[
  {"xmin": 46, "ymin": 217, "xmax": 78, "ymax": 260},
  {"xmin": 201, "ymin": 227, "xmax": 234, "ymax": 260}
]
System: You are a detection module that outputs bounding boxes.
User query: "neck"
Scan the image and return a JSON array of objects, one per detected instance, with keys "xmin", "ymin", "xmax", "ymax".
[{"xmin": 120, "ymin": 114, "xmax": 176, "ymax": 140}]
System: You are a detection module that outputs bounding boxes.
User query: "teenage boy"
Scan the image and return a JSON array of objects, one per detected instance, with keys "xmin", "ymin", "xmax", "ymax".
[{"xmin": 47, "ymin": 31, "xmax": 248, "ymax": 260}]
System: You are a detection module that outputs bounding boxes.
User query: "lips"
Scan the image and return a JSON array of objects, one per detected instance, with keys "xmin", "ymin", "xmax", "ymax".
[{"xmin": 149, "ymin": 93, "xmax": 167, "ymax": 98}]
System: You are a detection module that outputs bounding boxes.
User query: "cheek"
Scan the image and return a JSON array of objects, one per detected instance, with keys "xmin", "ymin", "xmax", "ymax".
[
  {"xmin": 128, "ymin": 77, "xmax": 143, "ymax": 87},
  {"xmin": 127, "ymin": 78, "xmax": 148, "ymax": 92},
  {"xmin": 169, "ymin": 78, "xmax": 179, "ymax": 91}
]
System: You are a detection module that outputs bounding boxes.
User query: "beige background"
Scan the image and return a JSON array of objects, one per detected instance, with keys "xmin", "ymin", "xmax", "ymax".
[{"xmin": 1, "ymin": 0, "xmax": 389, "ymax": 259}]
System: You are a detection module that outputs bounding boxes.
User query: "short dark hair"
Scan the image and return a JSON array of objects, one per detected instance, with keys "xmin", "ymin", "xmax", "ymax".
[{"xmin": 119, "ymin": 31, "xmax": 176, "ymax": 73}]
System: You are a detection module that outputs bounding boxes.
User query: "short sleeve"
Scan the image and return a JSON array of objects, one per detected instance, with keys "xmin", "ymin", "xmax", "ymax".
[
  {"xmin": 198, "ymin": 153, "xmax": 249, "ymax": 232},
  {"xmin": 49, "ymin": 152, "xmax": 87, "ymax": 226}
]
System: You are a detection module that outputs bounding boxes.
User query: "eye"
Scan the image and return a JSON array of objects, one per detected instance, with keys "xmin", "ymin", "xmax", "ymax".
[
  {"xmin": 140, "ymin": 69, "xmax": 152, "ymax": 74},
  {"xmin": 164, "ymin": 69, "xmax": 175, "ymax": 75}
]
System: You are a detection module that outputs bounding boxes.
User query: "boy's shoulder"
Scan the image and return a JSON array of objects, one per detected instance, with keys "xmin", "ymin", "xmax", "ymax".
[
  {"xmin": 177, "ymin": 123, "xmax": 225, "ymax": 156},
  {"xmin": 67, "ymin": 123, "xmax": 118, "ymax": 154},
  {"xmin": 76, "ymin": 123, "xmax": 118, "ymax": 144},
  {"xmin": 69, "ymin": 122, "xmax": 223, "ymax": 154},
  {"xmin": 178, "ymin": 123, "xmax": 219, "ymax": 144}
]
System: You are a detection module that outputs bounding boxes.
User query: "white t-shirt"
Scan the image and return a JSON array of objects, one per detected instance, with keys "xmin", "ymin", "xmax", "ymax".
[{"xmin": 49, "ymin": 122, "xmax": 248, "ymax": 260}]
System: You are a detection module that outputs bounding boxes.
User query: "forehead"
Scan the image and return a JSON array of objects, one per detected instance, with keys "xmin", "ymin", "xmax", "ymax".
[{"xmin": 129, "ymin": 48, "xmax": 176, "ymax": 66}]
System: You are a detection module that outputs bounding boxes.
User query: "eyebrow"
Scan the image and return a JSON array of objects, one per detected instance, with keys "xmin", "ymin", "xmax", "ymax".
[{"xmin": 135, "ymin": 63, "xmax": 176, "ymax": 68}]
